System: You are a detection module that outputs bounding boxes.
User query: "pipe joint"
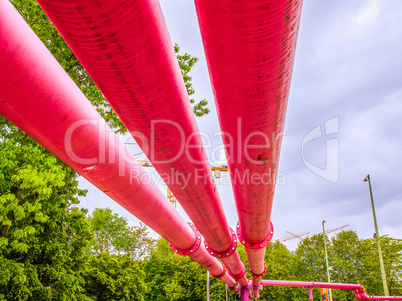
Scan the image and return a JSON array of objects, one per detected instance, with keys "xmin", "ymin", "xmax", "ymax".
[
  {"xmin": 228, "ymin": 262, "xmax": 246, "ymax": 281},
  {"xmin": 210, "ymin": 261, "xmax": 227, "ymax": 279},
  {"xmin": 168, "ymin": 223, "xmax": 201, "ymax": 256},
  {"xmin": 236, "ymin": 221, "xmax": 274, "ymax": 249},
  {"xmin": 249, "ymin": 263, "xmax": 267, "ymax": 278},
  {"xmin": 204, "ymin": 227, "xmax": 238, "ymax": 259}
]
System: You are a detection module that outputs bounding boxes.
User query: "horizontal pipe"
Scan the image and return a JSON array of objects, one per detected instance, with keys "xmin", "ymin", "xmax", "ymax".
[
  {"xmin": 260, "ymin": 280, "xmax": 402, "ymax": 300},
  {"xmin": 194, "ymin": 0, "xmax": 303, "ymax": 284},
  {"xmin": 0, "ymin": 0, "xmax": 235, "ymax": 286},
  {"xmin": 35, "ymin": 0, "xmax": 246, "ymax": 283}
]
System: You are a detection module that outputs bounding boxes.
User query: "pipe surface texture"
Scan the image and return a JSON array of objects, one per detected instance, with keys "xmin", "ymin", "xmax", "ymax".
[
  {"xmin": 0, "ymin": 0, "xmax": 235, "ymax": 286},
  {"xmin": 195, "ymin": 0, "xmax": 303, "ymax": 284},
  {"xmin": 35, "ymin": 0, "xmax": 246, "ymax": 284}
]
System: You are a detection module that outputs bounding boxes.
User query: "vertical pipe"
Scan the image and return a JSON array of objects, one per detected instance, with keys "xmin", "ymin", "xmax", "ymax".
[
  {"xmin": 308, "ymin": 287, "xmax": 314, "ymax": 301},
  {"xmin": 322, "ymin": 221, "xmax": 333, "ymax": 301},
  {"xmin": 364, "ymin": 175, "xmax": 389, "ymax": 296}
]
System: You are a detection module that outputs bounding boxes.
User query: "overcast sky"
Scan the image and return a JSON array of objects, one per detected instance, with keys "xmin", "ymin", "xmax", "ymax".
[{"xmin": 79, "ymin": 0, "xmax": 402, "ymax": 250}]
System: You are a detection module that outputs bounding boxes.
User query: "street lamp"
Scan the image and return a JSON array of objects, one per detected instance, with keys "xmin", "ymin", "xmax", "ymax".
[
  {"xmin": 322, "ymin": 220, "xmax": 333, "ymax": 301},
  {"xmin": 363, "ymin": 174, "xmax": 389, "ymax": 296}
]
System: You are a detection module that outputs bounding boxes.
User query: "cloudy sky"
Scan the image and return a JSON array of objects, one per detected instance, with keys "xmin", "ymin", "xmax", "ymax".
[{"xmin": 79, "ymin": 0, "xmax": 402, "ymax": 250}]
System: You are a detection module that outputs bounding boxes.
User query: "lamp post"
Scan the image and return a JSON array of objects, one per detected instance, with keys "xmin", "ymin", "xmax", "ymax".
[
  {"xmin": 363, "ymin": 174, "xmax": 389, "ymax": 296},
  {"xmin": 322, "ymin": 220, "xmax": 333, "ymax": 301}
]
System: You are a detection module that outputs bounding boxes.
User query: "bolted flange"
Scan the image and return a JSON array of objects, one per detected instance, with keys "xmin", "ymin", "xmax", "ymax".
[
  {"xmin": 168, "ymin": 222, "xmax": 201, "ymax": 256},
  {"xmin": 236, "ymin": 221, "xmax": 274, "ymax": 249},
  {"xmin": 210, "ymin": 261, "xmax": 227, "ymax": 279},
  {"xmin": 227, "ymin": 262, "xmax": 246, "ymax": 281},
  {"xmin": 204, "ymin": 227, "xmax": 238, "ymax": 259}
]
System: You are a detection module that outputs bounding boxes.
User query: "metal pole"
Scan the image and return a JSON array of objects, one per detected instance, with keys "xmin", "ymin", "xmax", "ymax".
[
  {"xmin": 322, "ymin": 221, "xmax": 333, "ymax": 301},
  {"xmin": 207, "ymin": 271, "xmax": 210, "ymax": 301},
  {"xmin": 364, "ymin": 174, "xmax": 389, "ymax": 296},
  {"xmin": 226, "ymin": 285, "xmax": 228, "ymax": 301}
]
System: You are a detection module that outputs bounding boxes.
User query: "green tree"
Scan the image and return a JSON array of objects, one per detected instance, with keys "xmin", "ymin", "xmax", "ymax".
[
  {"xmin": 143, "ymin": 239, "xmax": 206, "ymax": 301},
  {"xmin": 88, "ymin": 208, "xmax": 156, "ymax": 260},
  {"xmin": 83, "ymin": 254, "xmax": 146, "ymax": 301},
  {"xmin": 259, "ymin": 242, "xmax": 305, "ymax": 301},
  {"xmin": 0, "ymin": 131, "xmax": 91, "ymax": 300}
]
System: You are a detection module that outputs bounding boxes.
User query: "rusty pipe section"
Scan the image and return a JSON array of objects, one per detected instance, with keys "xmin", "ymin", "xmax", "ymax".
[
  {"xmin": 0, "ymin": 0, "xmax": 235, "ymax": 286},
  {"xmin": 34, "ymin": 0, "xmax": 246, "ymax": 284},
  {"xmin": 195, "ymin": 0, "xmax": 303, "ymax": 285}
]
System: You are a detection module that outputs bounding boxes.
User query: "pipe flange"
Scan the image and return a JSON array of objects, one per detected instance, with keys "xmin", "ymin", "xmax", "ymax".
[
  {"xmin": 168, "ymin": 222, "xmax": 201, "ymax": 256},
  {"xmin": 204, "ymin": 228, "xmax": 237, "ymax": 259},
  {"xmin": 236, "ymin": 221, "xmax": 274, "ymax": 249},
  {"xmin": 249, "ymin": 263, "xmax": 267, "ymax": 278},
  {"xmin": 228, "ymin": 262, "xmax": 246, "ymax": 281},
  {"xmin": 210, "ymin": 261, "xmax": 227, "ymax": 279}
]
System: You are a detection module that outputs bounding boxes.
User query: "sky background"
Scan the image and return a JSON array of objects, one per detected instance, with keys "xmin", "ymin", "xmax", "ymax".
[{"xmin": 79, "ymin": 0, "xmax": 402, "ymax": 251}]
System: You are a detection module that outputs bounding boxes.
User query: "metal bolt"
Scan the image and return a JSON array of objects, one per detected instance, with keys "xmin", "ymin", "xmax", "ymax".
[
  {"xmin": 259, "ymin": 244, "xmax": 262, "ymax": 247},
  {"xmin": 234, "ymin": 240, "xmax": 237, "ymax": 243},
  {"xmin": 270, "ymin": 231, "xmax": 273, "ymax": 235},
  {"xmin": 190, "ymin": 250, "xmax": 193, "ymax": 253},
  {"xmin": 211, "ymin": 252, "xmax": 214, "ymax": 255},
  {"xmin": 197, "ymin": 236, "xmax": 200, "ymax": 239},
  {"xmin": 236, "ymin": 225, "xmax": 240, "ymax": 228},
  {"xmin": 232, "ymin": 247, "xmax": 235, "ymax": 250},
  {"xmin": 206, "ymin": 246, "xmax": 209, "ymax": 249},
  {"xmin": 226, "ymin": 253, "xmax": 229, "ymax": 256},
  {"xmin": 242, "ymin": 241, "xmax": 245, "ymax": 244},
  {"xmin": 190, "ymin": 223, "xmax": 193, "ymax": 226},
  {"xmin": 218, "ymin": 255, "xmax": 221, "ymax": 258},
  {"xmin": 175, "ymin": 250, "xmax": 178, "ymax": 253}
]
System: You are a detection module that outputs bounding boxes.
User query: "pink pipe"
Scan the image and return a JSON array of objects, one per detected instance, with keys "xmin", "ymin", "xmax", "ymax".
[
  {"xmin": 35, "ymin": 0, "xmax": 246, "ymax": 284},
  {"xmin": 194, "ymin": 0, "xmax": 303, "ymax": 285},
  {"xmin": 0, "ymin": 1, "xmax": 235, "ymax": 287},
  {"xmin": 260, "ymin": 280, "xmax": 402, "ymax": 300}
]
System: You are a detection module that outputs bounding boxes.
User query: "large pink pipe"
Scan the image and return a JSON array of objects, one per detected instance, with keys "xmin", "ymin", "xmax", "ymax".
[
  {"xmin": 195, "ymin": 0, "xmax": 303, "ymax": 284},
  {"xmin": 0, "ymin": 0, "xmax": 235, "ymax": 286},
  {"xmin": 35, "ymin": 0, "xmax": 246, "ymax": 284},
  {"xmin": 260, "ymin": 280, "xmax": 402, "ymax": 300}
]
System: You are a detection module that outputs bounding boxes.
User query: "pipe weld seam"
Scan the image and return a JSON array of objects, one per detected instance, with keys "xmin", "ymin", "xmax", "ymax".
[
  {"xmin": 227, "ymin": 262, "xmax": 246, "ymax": 281},
  {"xmin": 204, "ymin": 227, "xmax": 237, "ymax": 259},
  {"xmin": 210, "ymin": 261, "xmax": 227, "ymax": 279},
  {"xmin": 236, "ymin": 221, "xmax": 274, "ymax": 249},
  {"xmin": 168, "ymin": 223, "xmax": 201, "ymax": 256},
  {"xmin": 249, "ymin": 263, "xmax": 267, "ymax": 278}
]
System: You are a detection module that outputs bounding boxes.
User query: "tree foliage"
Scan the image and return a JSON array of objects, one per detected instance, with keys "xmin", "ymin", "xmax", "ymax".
[{"xmin": 88, "ymin": 208, "xmax": 156, "ymax": 261}]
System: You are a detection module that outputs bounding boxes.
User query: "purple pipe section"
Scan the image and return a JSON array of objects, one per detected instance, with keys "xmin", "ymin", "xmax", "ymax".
[
  {"xmin": 34, "ymin": 0, "xmax": 246, "ymax": 284},
  {"xmin": 194, "ymin": 0, "xmax": 303, "ymax": 285},
  {"xmin": 0, "ymin": 0, "xmax": 235, "ymax": 286}
]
